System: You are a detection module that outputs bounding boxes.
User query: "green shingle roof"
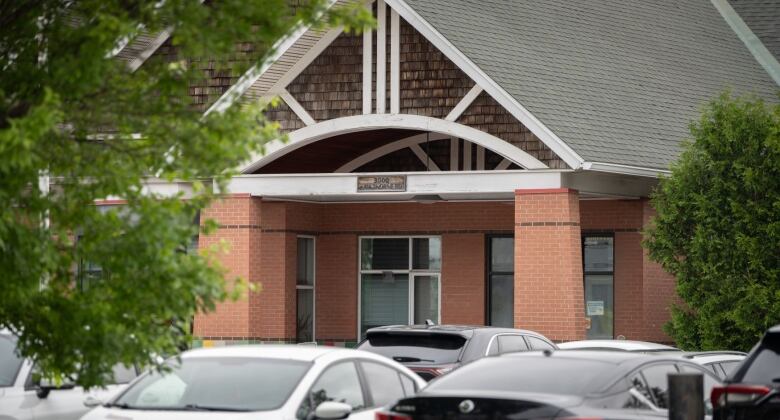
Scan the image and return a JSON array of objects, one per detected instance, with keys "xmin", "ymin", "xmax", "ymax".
[{"xmin": 403, "ymin": 0, "xmax": 778, "ymax": 170}]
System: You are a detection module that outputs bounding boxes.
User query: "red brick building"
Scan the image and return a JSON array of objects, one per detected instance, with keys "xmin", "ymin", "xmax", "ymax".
[{"xmin": 122, "ymin": 0, "xmax": 779, "ymax": 347}]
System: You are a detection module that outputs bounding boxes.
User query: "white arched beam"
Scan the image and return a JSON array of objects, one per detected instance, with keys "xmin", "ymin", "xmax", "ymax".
[
  {"xmin": 241, "ymin": 114, "xmax": 548, "ymax": 173},
  {"xmin": 335, "ymin": 133, "xmax": 449, "ymax": 172}
]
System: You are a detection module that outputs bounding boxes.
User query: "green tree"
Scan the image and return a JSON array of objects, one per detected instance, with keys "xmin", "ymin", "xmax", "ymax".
[
  {"xmin": 0, "ymin": 1, "xmax": 370, "ymax": 387},
  {"xmin": 644, "ymin": 92, "xmax": 780, "ymax": 351}
]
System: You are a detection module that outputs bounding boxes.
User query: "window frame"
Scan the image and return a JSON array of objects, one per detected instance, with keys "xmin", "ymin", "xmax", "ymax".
[
  {"xmin": 581, "ymin": 232, "xmax": 615, "ymax": 339},
  {"xmin": 485, "ymin": 234, "xmax": 514, "ymax": 326},
  {"xmin": 357, "ymin": 236, "xmax": 442, "ymax": 339},
  {"xmin": 296, "ymin": 235, "xmax": 316, "ymax": 343}
]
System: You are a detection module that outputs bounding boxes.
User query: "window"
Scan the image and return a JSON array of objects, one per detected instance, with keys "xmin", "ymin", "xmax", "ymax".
[
  {"xmin": 357, "ymin": 332, "xmax": 466, "ymax": 364},
  {"xmin": 526, "ymin": 336, "xmax": 555, "ymax": 350},
  {"xmin": 360, "ymin": 362, "xmax": 407, "ymax": 406},
  {"xmin": 297, "ymin": 237, "xmax": 315, "ymax": 343},
  {"xmin": 640, "ymin": 364, "xmax": 678, "ymax": 409},
  {"xmin": 0, "ymin": 334, "xmax": 22, "ymax": 387},
  {"xmin": 359, "ymin": 237, "xmax": 441, "ymax": 338},
  {"xmin": 497, "ymin": 335, "xmax": 528, "ymax": 354},
  {"xmin": 298, "ymin": 362, "xmax": 365, "ymax": 419},
  {"xmin": 115, "ymin": 357, "xmax": 310, "ymax": 411},
  {"xmin": 583, "ymin": 235, "xmax": 614, "ymax": 339},
  {"xmin": 720, "ymin": 361, "xmax": 740, "ymax": 377},
  {"xmin": 487, "ymin": 236, "xmax": 514, "ymax": 327}
]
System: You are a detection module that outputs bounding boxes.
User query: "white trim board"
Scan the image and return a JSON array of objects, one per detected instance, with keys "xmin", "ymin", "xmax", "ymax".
[
  {"xmin": 384, "ymin": 0, "xmax": 585, "ymax": 169},
  {"xmin": 445, "ymin": 85, "xmax": 483, "ymax": 121},
  {"xmin": 279, "ymin": 89, "xmax": 316, "ymax": 126},
  {"xmin": 711, "ymin": 0, "xmax": 780, "ymax": 86},
  {"xmin": 241, "ymin": 114, "xmax": 549, "ymax": 172}
]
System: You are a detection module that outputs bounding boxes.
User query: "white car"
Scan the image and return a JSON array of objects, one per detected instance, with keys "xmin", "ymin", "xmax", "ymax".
[
  {"xmin": 80, "ymin": 345, "xmax": 427, "ymax": 420},
  {"xmin": 0, "ymin": 331, "xmax": 137, "ymax": 420},
  {"xmin": 681, "ymin": 351, "xmax": 746, "ymax": 379},
  {"xmin": 557, "ymin": 339, "xmax": 681, "ymax": 354}
]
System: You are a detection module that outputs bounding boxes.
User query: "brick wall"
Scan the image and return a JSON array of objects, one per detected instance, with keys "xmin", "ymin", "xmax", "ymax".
[
  {"xmin": 514, "ymin": 189, "xmax": 586, "ymax": 341},
  {"xmin": 195, "ymin": 196, "xmax": 678, "ymax": 344},
  {"xmin": 641, "ymin": 200, "xmax": 676, "ymax": 342}
]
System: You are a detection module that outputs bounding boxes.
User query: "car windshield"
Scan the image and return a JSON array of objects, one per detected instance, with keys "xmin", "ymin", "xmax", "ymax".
[
  {"xmin": 740, "ymin": 336, "xmax": 780, "ymax": 385},
  {"xmin": 114, "ymin": 357, "xmax": 310, "ymax": 411},
  {"xmin": 0, "ymin": 334, "xmax": 23, "ymax": 387},
  {"xmin": 358, "ymin": 333, "xmax": 467, "ymax": 364},
  {"xmin": 426, "ymin": 356, "xmax": 613, "ymax": 396}
]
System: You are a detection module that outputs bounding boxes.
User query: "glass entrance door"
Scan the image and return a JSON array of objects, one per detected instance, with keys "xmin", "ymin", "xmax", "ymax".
[{"xmin": 583, "ymin": 235, "xmax": 614, "ymax": 339}]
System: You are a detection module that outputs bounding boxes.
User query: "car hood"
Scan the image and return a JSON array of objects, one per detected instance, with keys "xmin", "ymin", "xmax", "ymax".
[{"xmin": 80, "ymin": 406, "xmax": 285, "ymax": 420}]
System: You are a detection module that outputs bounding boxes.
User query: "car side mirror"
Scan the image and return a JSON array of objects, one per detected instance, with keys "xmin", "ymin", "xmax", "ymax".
[
  {"xmin": 36, "ymin": 377, "xmax": 76, "ymax": 399},
  {"xmin": 83, "ymin": 395, "xmax": 103, "ymax": 408},
  {"xmin": 314, "ymin": 401, "xmax": 352, "ymax": 419}
]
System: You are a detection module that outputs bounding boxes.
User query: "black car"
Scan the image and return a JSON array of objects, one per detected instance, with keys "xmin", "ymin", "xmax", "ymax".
[
  {"xmin": 377, "ymin": 350, "xmax": 721, "ymax": 419},
  {"xmin": 713, "ymin": 324, "xmax": 780, "ymax": 420},
  {"xmin": 356, "ymin": 325, "xmax": 556, "ymax": 381}
]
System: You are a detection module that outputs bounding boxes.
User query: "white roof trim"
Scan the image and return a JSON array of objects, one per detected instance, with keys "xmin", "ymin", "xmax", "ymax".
[
  {"xmin": 385, "ymin": 0, "xmax": 586, "ymax": 169},
  {"xmin": 581, "ymin": 162, "xmax": 670, "ymax": 178},
  {"xmin": 130, "ymin": 28, "xmax": 172, "ymax": 72},
  {"xmin": 335, "ymin": 133, "xmax": 449, "ymax": 172},
  {"xmin": 241, "ymin": 113, "xmax": 549, "ymax": 173},
  {"xmin": 203, "ymin": 23, "xmax": 311, "ymax": 116},
  {"xmin": 711, "ymin": 0, "xmax": 780, "ymax": 86}
]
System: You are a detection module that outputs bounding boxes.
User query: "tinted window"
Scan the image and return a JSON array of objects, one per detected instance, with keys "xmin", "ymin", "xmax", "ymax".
[
  {"xmin": 426, "ymin": 356, "xmax": 613, "ymax": 395},
  {"xmin": 116, "ymin": 357, "xmax": 309, "ymax": 411},
  {"xmin": 720, "ymin": 361, "xmax": 740, "ymax": 377},
  {"xmin": 298, "ymin": 362, "xmax": 365, "ymax": 419},
  {"xmin": 358, "ymin": 333, "xmax": 466, "ymax": 364},
  {"xmin": 641, "ymin": 364, "xmax": 678, "ymax": 409},
  {"xmin": 497, "ymin": 335, "xmax": 528, "ymax": 354},
  {"xmin": 0, "ymin": 335, "xmax": 22, "ymax": 387},
  {"xmin": 629, "ymin": 373, "xmax": 654, "ymax": 408},
  {"xmin": 526, "ymin": 336, "xmax": 555, "ymax": 350},
  {"xmin": 741, "ymin": 339, "xmax": 780, "ymax": 384},
  {"xmin": 361, "ymin": 362, "xmax": 406, "ymax": 406}
]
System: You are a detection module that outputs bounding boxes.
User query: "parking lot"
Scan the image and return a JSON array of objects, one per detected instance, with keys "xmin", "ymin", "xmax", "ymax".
[{"xmin": 2, "ymin": 324, "xmax": 778, "ymax": 420}]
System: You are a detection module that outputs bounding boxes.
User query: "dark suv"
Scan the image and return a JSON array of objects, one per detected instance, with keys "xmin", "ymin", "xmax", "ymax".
[
  {"xmin": 356, "ymin": 324, "xmax": 556, "ymax": 381},
  {"xmin": 712, "ymin": 324, "xmax": 780, "ymax": 420}
]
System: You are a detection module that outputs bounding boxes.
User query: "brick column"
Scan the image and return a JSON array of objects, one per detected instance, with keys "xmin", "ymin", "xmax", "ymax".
[
  {"xmin": 194, "ymin": 195, "xmax": 296, "ymax": 344},
  {"xmin": 514, "ymin": 188, "xmax": 585, "ymax": 341}
]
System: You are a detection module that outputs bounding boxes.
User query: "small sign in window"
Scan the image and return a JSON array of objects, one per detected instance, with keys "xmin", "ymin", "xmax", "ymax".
[
  {"xmin": 357, "ymin": 175, "xmax": 406, "ymax": 192},
  {"xmin": 587, "ymin": 300, "xmax": 605, "ymax": 316}
]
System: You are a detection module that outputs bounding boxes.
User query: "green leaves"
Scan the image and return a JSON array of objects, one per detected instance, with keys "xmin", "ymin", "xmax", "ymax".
[
  {"xmin": 0, "ymin": 0, "xmax": 372, "ymax": 388},
  {"xmin": 645, "ymin": 92, "xmax": 780, "ymax": 351}
]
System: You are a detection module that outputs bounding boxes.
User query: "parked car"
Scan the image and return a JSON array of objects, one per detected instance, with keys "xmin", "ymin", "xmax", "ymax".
[
  {"xmin": 377, "ymin": 350, "xmax": 722, "ymax": 419},
  {"xmin": 558, "ymin": 339, "xmax": 682, "ymax": 354},
  {"xmin": 81, "ymin": 344, "xmax": 426, "ymax": 420},
  {"xmin": 712, "ymin": 325, "xmax": 780, "ymax": 420},
  {"xmin": 0, "ymin": 330, "xmax": 138, "ymax": 420},
  {"xmin": 356, "ymin": 325, "xmax": 556, "ymax": 381},
  {"xmin": 682, "ymin": 351, "xmax": 746, "ymax": 379}
]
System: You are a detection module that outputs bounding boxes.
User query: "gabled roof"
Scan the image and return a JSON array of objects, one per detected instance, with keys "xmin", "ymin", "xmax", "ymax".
[
  {"xmin": 400, "ymin": 0, "xmax": 778, "ymax": 170},
  {"xmin": 729, "ymin": 0, "xmax": 780, "ymax": 59}
]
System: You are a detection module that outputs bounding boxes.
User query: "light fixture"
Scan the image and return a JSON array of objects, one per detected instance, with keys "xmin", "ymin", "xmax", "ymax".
[{"xmin": 411, "ymin": 194, "xmax": 444, "ymax": 204}]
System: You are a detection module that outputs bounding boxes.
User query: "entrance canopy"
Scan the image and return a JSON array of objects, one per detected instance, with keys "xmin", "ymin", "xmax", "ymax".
[{"xmin": 226, "ymin": 170, "xmax": 657, "ymax": 202}]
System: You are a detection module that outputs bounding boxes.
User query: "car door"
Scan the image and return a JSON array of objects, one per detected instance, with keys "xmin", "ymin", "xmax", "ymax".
[{"xmin": 296, "ymin": 361, "xmax": 372, "ymax": 420}]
